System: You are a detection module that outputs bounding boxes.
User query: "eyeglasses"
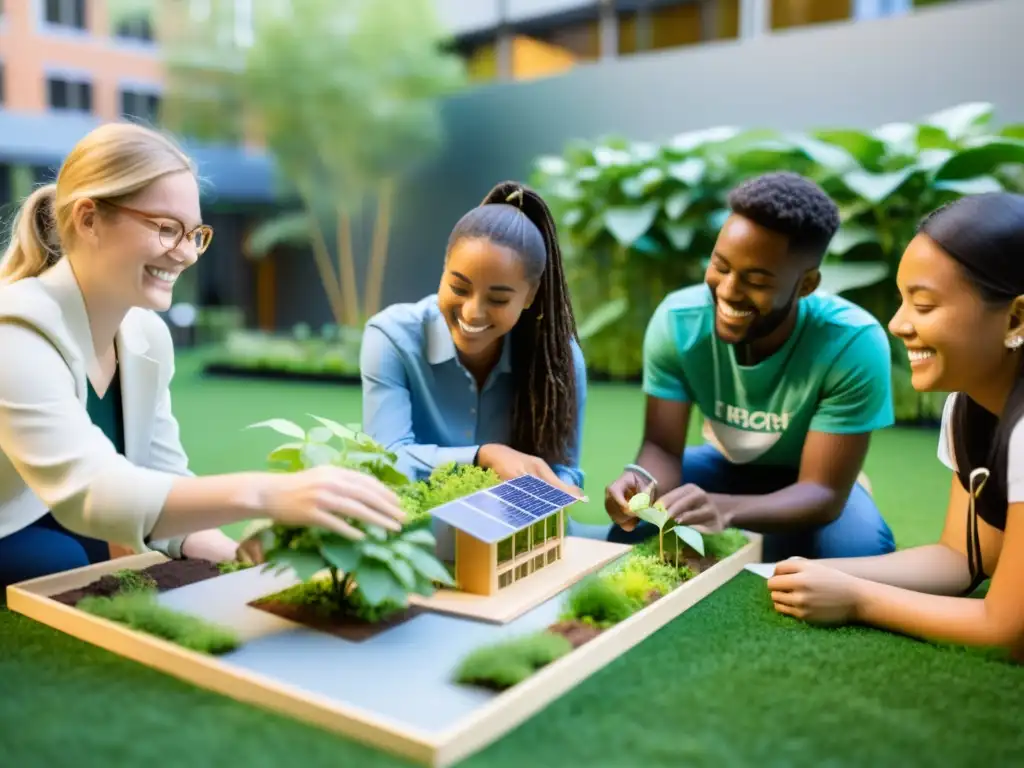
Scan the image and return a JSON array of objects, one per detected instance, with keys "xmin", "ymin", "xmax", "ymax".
[{"xmin": 99, "ymin": 201, "xmax": 214, "ymax": 255}]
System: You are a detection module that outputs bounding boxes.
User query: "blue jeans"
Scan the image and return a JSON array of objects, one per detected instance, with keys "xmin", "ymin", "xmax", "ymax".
[
  {"xmin": 570, "ymin": 444, "xmax": 895, "ymax": 562},
  {"xmin": 0, "ymin": 513, "xmax": 110, "ymax": 591}
]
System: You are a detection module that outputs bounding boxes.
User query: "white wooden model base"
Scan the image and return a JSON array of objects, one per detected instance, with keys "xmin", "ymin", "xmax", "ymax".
[{"xmin": 6, "ymin": 534, "xmax": 761, "ymax": 767}]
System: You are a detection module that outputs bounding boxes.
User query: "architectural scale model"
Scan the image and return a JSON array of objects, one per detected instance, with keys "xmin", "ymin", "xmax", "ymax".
[
  {"xmin": 428, "ymin": 474, "xmax": 576, "ymax": 596},
  {"xmin": 5, "ymin": 471, "xmax": 762, "ymax": 768}
]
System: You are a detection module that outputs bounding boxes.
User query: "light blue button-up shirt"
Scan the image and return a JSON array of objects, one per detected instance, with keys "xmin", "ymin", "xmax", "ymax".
[{"xmin": 359, "ymin": 294, "xmax": 587, "ymax": 489}]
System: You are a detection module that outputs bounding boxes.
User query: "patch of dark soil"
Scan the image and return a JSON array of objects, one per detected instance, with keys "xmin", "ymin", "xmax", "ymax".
[
  {"xmin": 249, "ymin": 599, "xmax": 426, "ymax": 642},
  {"xmin": 546, "ymin": 619, "xmax": 604, "ymax": 649},
  {"xmin": 52, "ymin": 558, "xmax": 223, "ymax": 607},
  {"xmin": 682, "ymin": 554, "xmax": 720, "ymax": 575}
]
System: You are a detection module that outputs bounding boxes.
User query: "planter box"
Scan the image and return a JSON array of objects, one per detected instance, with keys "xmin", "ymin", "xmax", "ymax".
[
  {"xmin": 203, "ymin": 363, "xmax": 361, "ymax": 385},
  {"xmin": 6, "ymin": 534, "xmax": 761, "ymax": 767}
]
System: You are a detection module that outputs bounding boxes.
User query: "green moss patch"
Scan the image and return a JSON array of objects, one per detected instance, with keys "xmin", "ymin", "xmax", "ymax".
[
  {"xmin": 454, "ymin": 631, "xmax": 573, "ymax": 691},
  {"xmin": 77, "ymin": 592, "xmax": 239, "ymax": 655}
]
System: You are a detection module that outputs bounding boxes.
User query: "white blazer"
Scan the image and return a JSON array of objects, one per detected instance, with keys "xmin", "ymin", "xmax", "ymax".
[{"xmin": 0, "ymin": 256, "xmax": 188, "ymax": 558}]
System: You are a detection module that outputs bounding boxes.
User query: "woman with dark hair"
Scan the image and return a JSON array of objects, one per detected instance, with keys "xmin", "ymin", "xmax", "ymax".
[
  {"xmin": 766, "ymin": 192, "xmax": 1024, "ymax": 657},
  {"xmin": 360, "ymin": 181, "xmax": 586, "ymax": 496}
]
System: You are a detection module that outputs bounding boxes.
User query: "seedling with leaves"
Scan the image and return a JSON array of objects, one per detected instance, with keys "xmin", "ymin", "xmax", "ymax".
[
  {"xmin": 627, "ymin": 492, "xmax": 706, "ymax": 567},
  {"xmin": 246, "ymin": 415, "xmax": 455, "ymax": 622}
]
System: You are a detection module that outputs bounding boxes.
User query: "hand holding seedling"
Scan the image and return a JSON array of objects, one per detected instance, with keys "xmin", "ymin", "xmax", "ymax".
[
  {"xmin": 258, "ymin": 465, "xmax": 407, "ymax": 541},
  {"xmin": 604, "ymin": 471, "xmax": 651, "ymax": 531},
  {"xmin": 476, "ymin": 444, "xmax": 583, "ymax": 499},
  {"xmin": 657, "ymin": 483, "xmax": 730, "ymax": 534}
]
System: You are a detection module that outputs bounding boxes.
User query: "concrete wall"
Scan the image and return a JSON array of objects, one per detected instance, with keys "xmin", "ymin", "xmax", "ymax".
[{"xmin": 275, "ymin": 0, "xmax": 1021, "ymax": 329}]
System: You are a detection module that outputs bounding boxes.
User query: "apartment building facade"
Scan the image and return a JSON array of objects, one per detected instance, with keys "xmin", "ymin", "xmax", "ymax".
[{"xmin": 432, "ymin": 0, "xmax": 939, "ymax": 81}]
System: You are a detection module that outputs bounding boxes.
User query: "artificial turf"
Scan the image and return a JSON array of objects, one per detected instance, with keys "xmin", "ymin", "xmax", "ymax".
[{"xmin": 3, "ymin": 351, "xmax": 1016, "ymax": 767}]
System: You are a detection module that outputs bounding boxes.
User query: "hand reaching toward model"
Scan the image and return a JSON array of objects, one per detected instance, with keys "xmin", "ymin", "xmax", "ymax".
[
  {"xmin": 258, "ymin": 465, "xmax": 407, "ymax": 540},
  {"xmin": 476, "ymin": 444, "xmax": 583, "ymax": 498}
]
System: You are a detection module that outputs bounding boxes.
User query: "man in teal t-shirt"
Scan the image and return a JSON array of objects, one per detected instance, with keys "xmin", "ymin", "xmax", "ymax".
[{"xmin": 600, "ymin": 171, "xmax": 896, "ymax": 561}]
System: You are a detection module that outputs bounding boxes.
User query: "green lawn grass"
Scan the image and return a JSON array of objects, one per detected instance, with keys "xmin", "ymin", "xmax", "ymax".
[{"xmin": 4, "ymin": 352, "xmax": 1015, "ymax": 768}]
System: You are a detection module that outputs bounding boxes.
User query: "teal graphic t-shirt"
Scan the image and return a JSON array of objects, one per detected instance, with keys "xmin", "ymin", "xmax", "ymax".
[{"xmin": 643, "ymin": 285, "xmax": 894, "ymax": 468}]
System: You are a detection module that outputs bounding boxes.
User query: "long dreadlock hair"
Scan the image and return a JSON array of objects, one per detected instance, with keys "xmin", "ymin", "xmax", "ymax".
[{"xmin": 445, "ymin": 180, "xmax": 579, "ymax": 466}]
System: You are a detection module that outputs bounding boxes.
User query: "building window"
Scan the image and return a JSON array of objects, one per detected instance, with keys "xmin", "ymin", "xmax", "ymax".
[
  {"xmin": 115, "ymin": 14, "xmax": 153, "ymax": 42},
  {"xmin": 853, "ymin": 0, "xmax": 912, "ymax": 18},
  {"xmin": 45, "ymin": 0, "xmax": 87, "ymax": 30},
  {"xmin": 47, "ymin": 77, "xmax": 92, "ymax": 113},
  {"xmin": 121, "ymin": 89, "xmax": 161, "ymax": 124}
]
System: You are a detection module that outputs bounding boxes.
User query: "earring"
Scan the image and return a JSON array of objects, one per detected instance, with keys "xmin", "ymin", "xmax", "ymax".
[{"xmin": 1006, "ymin": 336, "xmax": 1023, "ymax": 350}]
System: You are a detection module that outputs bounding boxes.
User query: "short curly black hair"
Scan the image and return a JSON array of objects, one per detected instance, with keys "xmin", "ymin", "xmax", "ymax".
[{"xmin": 726, "ymin": 171, "xmax": 840, "ymax": 264}]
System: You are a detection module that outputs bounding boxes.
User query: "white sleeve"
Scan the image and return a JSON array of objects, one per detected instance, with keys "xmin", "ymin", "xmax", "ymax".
[
  {"xmin": 1007, "ymin": 419, "xmax": 1024, "ymax": 503},
  {"xmin": 0, "ymin": 321, "xmax": 175, "ymax": 552},
  {"xmin": 937, "ymin": 393, "xmax": 957, "ymax": 472}
]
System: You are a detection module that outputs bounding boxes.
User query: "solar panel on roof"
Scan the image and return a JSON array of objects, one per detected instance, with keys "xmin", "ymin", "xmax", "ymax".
[
  {"xmin": 427, "ymin": 473, "xmax": 581, "ymax": 543},
  {"xmin": 508, "ymin": 474, "xmax": 579, "ymax": 507},
  {"xmin": 430, "ymin": 500, "xmax": 515, "ymax": 544}
]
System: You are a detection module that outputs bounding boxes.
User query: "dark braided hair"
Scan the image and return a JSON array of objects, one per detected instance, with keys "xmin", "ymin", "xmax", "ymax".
[{"xmin": 445, "ymin": 180, "xmax": 579, "ymax": 466}]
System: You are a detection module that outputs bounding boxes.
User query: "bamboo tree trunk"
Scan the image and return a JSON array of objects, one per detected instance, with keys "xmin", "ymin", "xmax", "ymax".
[
  {"xmin": 306, "ymin": 211, "xmax": 348, "ymax": 327},
  {"xmin": 364, "ymin": 177, "xmax": 394, "ymax": 318},
  {"xmin": 337, "ymin": 210, "xmax": 360, "ymax": 327}
]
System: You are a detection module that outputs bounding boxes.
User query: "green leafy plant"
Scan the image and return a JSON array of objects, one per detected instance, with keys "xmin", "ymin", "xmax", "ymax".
[
  {"xmin": 247, "ymin": 415, "xmax": 454, "ymax": 622},
  {"xmin": 532, "ymin": 102, "xmax": 1024, "ymax": 420},
  {"xmin": 603, "ymin": 552, "xmax": 688, "ymax": 604},
  {"xmin": 453, "ymin": 631, "xmax": 573, "ymax": 691},
  {"xmin": 78, "ymin": 592, "xmax": 240, "ymax": 654},
  {"xmin": 626, "ymin": 492, "xmax": 706, "ymax": 566}
]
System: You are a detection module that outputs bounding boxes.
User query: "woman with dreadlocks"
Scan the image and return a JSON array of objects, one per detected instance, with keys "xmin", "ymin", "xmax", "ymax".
[
  {"xmin": 360, "ymin": 180, "xmax": 586, "ymax": 498},
  {"xmin": 766, "ymin": 192, "xmax": 1024, "ymax": 659}
]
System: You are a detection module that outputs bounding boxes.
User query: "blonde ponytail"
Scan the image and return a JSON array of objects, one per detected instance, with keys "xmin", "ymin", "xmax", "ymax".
[
  {"xmin": 0, "ymin": 184, "xmax": 62, "ymax": 284},
  {"xmin": 0, "ymin": 122, "xmax": 194, "ymax": 286}
]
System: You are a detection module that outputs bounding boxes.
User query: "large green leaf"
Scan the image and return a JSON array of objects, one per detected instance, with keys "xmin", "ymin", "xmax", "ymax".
[
  {"xmin": 577, "ymin": 298, "xmax": 629, "ymax": 341},
  {"xmin": 666, "ymin": 159, "xmax": 706, "ymax": 186},
  {"xmin": 922, "ymin": 101, "xmax": 994, "ymax": 142},
  {"xmin": 244, "ymin": 212, "xmax": 311, "ymax": 259},
  {"xmin": 320, "ymin": 541, "xmax": 362, "ymax": 572},
  {"xmin": 604, "ymin": 203, "xmax": 659, "ymax": 246},
  {"xmin": 828, "ymin": 225, "xmax": 879, "ymax": 257},
  {"xmin": 309, "ymin": 415, "xmax": 357, "ymax": 440},
  {"xmin": 400, "ymin": 528, "xmax": 437, "ymax": 547},
  {"xmin": 634, "ymin": 504, "xmax": 669, "ymax": 530},
  {"xmin": 934, "ymin": 176, "xmax": 1006, "ymax": 195},
  {"xmin": 817, "ymin": 262, "xmax": 889, "ymax": 295},
  {"xmin": 665, "ymin": 190, "xmax": 693, "ymax": 220},
  {"xmin": 933, "ymin": 138, "xmax": 1024, "ymax": 181},
  {"xmin": 669, "ymin": 524, "xmax": 705, "ymax": 556},
  {"xmin": 841, "ymin": 167, "xmax": 918, "ymax": 204},
  {"xmin": 352, "ymin": 560, "xmax": 397, "ymax": 606},
  {"xmin": 271, "ymin": 551, "xmax": 327, "ymax": 582},
  {"xmin": 813, "ymin": 129, "xmax": 886, "ymax": 169},
  {"xmin": 393, "ymin": 541, "xmax": 455, "ymax": 586},
  {"xmin": 664, "ymin": 223, "xmax": 697, "ymax": 251}
]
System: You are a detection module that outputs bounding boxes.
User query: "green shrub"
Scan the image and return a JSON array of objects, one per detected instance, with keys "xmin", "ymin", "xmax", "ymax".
[
  {"xmin": 561, "ymin": 575, "xmax": 641, "ymax": 628},
  {"xmin": 77, "ymin": 592, "xmax": 239, "ymax": 654},
  {"xmin": 704, "ymin": 529, "xmax": 749, "ymax": 559},
  {"xmin": 454, "ymin": 631, "xmax": 572, "ymax": 690},
  {"xmin": 112, "ymin": 568, "xmax": 157, "ymax": 593},
  {"xmin": 397, "ymin": 462, "xmax": 500, "ymax": 525},
  {"xmin": 605, "ymin": 553, "xmax": 685, "ymax": 603}
]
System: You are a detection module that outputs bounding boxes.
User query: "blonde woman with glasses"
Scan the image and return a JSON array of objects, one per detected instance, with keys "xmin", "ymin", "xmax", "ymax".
[{"xmin": 0, "ymin": 122, "xmax": 406, "ymax": 589}]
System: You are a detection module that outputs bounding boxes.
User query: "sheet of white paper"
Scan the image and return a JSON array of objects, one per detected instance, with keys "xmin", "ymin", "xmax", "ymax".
[{"xmin": 744, "ymin": 562, "xmax": 777, "ymax": 579}]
